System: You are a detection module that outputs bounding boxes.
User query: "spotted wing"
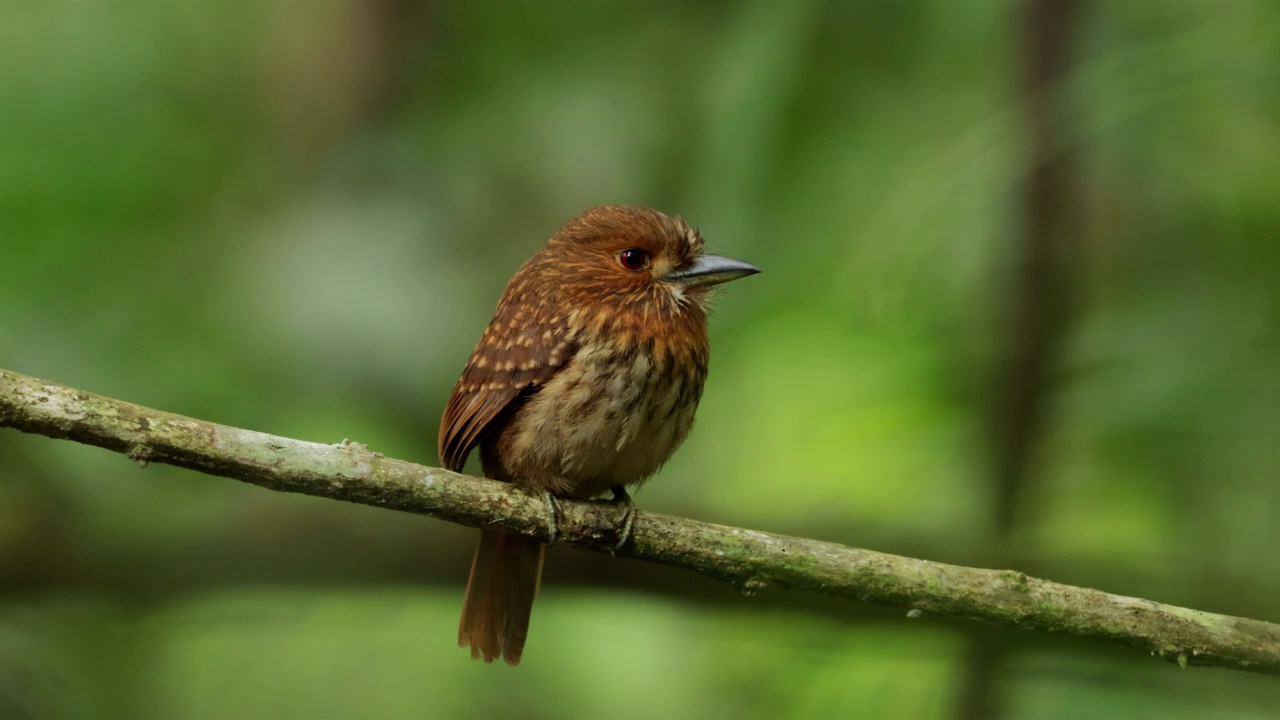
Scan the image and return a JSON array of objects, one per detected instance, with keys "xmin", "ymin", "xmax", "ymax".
[{"xmin": 438, "ymin": 296, "xmax": 574, "ymax": 473}]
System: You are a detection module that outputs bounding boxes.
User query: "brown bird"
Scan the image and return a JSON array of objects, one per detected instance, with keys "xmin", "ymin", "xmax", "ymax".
[{"xmin": 438, "ymin": 205, "xmax": 758, "ymax": 665}]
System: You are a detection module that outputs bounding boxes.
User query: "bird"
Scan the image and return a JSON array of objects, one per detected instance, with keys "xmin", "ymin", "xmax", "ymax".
[{"xmin": 438, "ymin": 205, "xmax": 759, "ymax": 665}]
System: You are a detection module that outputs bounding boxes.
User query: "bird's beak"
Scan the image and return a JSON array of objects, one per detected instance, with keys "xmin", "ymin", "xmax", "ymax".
[{"xmin": 662, "ymin": 254, "xmax": 760, "ymax": 289}]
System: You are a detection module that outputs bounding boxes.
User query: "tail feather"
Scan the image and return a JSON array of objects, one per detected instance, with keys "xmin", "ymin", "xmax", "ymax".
[{"xmin": 458, "ymin": 530, "xmax": 546, "ymax": 665}]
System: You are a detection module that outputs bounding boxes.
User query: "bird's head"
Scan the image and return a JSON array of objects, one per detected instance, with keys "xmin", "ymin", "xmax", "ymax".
[{"xmin": 543, "ymin": 206, "xmax": 759, "ymax": 316}]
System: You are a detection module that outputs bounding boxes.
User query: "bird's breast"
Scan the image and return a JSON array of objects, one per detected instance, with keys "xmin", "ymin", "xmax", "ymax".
[{"xmin": 491, "ymin": 327, "xmax": 708, "ymax": 498}]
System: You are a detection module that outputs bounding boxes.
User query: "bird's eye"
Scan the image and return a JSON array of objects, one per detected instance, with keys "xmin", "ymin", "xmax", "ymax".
[{"xmin": 617, "ymin": 248, "xmax": 651, "ymax": 272}]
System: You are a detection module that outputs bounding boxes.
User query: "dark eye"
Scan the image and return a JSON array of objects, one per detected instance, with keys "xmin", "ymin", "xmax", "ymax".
[{"xmin": 617, "ymin": 248, "xmax": 651, "ymax": 272}]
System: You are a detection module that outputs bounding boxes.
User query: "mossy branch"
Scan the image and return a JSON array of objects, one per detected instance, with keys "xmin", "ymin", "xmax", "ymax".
[{"xmin": 2, "ymin": 367, "xmax": 1278, "ymax": 676}]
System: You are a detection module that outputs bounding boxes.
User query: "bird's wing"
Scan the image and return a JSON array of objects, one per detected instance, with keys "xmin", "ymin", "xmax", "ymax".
[{"xmin": 438, "ymin": 296, "xmax": 575, "ymax": 473}]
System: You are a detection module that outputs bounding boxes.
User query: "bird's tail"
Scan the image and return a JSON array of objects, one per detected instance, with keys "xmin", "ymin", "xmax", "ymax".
[{"xmin": 458, "ymin": 530, "xmax": 546, "ymax": 665}]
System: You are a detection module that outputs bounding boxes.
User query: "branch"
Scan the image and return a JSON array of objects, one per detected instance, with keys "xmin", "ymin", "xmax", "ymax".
[{"xmin": 2, "ymin": 368, "xmax": 1278, "ymax": 676}]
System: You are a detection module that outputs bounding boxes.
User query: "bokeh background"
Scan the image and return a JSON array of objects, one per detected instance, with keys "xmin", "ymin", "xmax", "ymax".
[{"xmin": 2, "ymin": 1, "xmax": 1279, "ymax": 718}]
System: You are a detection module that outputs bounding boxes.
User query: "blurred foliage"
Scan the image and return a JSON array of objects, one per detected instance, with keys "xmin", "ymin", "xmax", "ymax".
[{"xmin": 2, "ymin": 1, "xmax": 1279, "ymax": 718}]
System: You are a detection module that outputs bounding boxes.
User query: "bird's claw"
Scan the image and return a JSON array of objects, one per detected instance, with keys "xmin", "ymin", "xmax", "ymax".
[
  {"xmin": 542, "ymin": 491, "xmax": 562, "ymax": 546},
  {"xmin": 609, "ymin": 484, "xmax": 636, "ymax": 554}
]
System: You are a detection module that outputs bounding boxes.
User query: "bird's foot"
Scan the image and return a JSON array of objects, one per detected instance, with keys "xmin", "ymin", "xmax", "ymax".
[
  {"xmin": 542, "ymin": 490, "xmax": 562, "ymax": 546},
  {"xmin": 608, "ymin": 484, "xmax": 636, "ymax": 554}
]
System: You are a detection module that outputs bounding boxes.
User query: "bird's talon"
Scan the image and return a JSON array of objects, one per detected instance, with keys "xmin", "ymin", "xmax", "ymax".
[
  {"xmin": 543, "ymin": 491, "xmax": 562, "ymax": 546},
  {"xmin": 609, "ymin": 484, "xmax": 636, "ymax": 553}
]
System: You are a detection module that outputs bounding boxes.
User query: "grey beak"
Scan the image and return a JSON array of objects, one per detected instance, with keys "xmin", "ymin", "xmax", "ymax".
[{"xmin": 662, "ymin": 254, "xmax": 760, "ymax": 288}]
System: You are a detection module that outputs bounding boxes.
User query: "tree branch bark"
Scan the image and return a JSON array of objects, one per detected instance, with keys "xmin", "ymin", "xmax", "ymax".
[{"xmin": 2, "ymin": 367, "xmax": 1278, "ymax": 676}]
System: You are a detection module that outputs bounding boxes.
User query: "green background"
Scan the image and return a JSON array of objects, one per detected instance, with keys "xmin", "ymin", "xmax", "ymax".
[{"xmin": 2, "ymin": 1, "xmax": 1279, "ymax": 717}]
